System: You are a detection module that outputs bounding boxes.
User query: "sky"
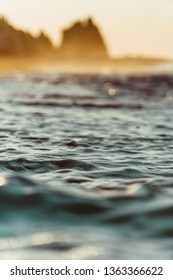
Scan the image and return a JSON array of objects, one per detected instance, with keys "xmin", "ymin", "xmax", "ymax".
[{"xmin": 0, "ymin": 0, "xmax": 173, "ymax": 58}]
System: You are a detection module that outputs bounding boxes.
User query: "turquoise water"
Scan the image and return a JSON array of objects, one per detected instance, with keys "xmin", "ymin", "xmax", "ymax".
[{"xmin": 0, "ymin": 72, "xmax": 173, "ymax": 259}]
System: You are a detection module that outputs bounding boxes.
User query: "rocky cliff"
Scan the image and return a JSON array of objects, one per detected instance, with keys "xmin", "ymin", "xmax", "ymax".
[
  {"xmin": 0, "ymin": 17, "xmax": 53, "ymax": 56},
  {"xmin": 0, "ymin": 16, "xmax": 109, "ymax": 63},
  {"xmin": 59, "ymin": 18, "xmax": 109, "ymax": 62}
]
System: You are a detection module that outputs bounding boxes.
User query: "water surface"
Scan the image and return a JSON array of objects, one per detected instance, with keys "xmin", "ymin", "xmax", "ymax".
[{"xmin": 0, "ymin": 72, "xmax": 173, "ymax": 259}]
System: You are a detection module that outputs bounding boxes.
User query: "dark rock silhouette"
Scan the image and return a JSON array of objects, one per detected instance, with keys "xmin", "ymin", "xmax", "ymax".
[
  {"xmin": 59, "ymin": 18, "xmax": 109, "ymax": 62},
  {"xmin": 0, "ymin": 16, "xmax": 109, "ymax": 62},
  {"xmin": 0, "ymin": 17, "xmax": 53, "ymax": 56}
]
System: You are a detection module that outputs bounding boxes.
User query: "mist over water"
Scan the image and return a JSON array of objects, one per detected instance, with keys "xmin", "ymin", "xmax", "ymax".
[{"xmin": 0, "ymin": 71, "xmax": 173, "ymax": 259}]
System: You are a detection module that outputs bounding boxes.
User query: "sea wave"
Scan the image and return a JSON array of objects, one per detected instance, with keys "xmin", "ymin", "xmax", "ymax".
[{"xmin": 0, "ymin": 72, "xmax": 173, "ymax": 259}]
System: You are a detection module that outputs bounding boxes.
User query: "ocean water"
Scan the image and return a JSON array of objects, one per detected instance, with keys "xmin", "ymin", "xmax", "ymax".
[{"xmin": 0, "ymin": 71, "xmax": 173, "ymax": 259}]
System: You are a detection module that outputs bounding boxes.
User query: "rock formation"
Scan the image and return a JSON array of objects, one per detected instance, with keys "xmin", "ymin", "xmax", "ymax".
[
  {"xmin": 0, "ymin": 17, "xmax": 53, "ymax": 56},
  {"xmin": 0, "ymin": 16, "xmax": 109, "ymax": 64},
  {"xmin": 59, "ymin": 18, "xmax": 109, "ymax": 62}
]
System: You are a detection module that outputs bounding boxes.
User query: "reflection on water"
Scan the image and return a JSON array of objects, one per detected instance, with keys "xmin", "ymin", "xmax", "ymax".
[{"xmin": 0, "ymin": 72, "xmax": 173, "ymax": 259}]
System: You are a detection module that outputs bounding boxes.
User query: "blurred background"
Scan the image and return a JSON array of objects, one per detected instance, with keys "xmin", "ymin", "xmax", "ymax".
[{"xmin": 0, "ymin": 0, "xmax": 173, "ymax": 73}]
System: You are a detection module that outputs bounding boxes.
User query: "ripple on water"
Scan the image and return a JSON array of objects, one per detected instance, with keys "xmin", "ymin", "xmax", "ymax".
[{"xmin": 0, "ymin": 73, "xmax": 173, "ymax": 259}]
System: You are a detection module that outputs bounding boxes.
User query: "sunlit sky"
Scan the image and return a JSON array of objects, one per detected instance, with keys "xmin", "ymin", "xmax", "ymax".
[{"xmin": 0, "ymin": 0, "xmax": 173, "ymax": 58}]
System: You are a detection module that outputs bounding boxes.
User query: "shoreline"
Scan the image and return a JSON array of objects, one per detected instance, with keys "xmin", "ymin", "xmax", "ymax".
[{"xmin": 0, "ymin": 55, "xmax": 172, "ymax": 75}]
